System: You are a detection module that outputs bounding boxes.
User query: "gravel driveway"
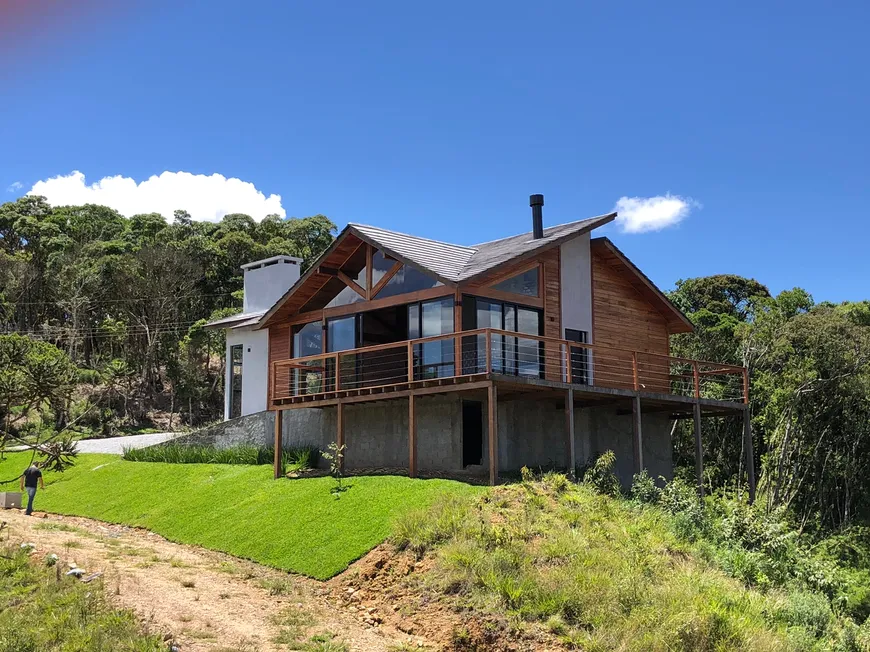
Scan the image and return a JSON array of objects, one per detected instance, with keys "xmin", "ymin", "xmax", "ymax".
[{"xmin": 75, "ymin": 432, "xmax": 180, "ymax": 454}]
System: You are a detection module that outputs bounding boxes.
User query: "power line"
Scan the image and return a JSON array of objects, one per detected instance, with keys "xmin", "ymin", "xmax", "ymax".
[{"xmin": 3, "ymin": 292, "xmax": 239, "ymax": 306}]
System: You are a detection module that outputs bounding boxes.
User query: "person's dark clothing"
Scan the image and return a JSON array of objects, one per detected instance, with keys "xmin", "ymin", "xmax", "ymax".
[
  {"xmin": 22, "ymin": 466, "xmax": 41, "ymax": 515},
  {"xmin": 23, "ymin": 466, "xmax": 41, "ymax": 488}
]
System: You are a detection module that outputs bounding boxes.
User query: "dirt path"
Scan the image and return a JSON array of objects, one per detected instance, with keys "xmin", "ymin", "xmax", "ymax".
[{"xmin": 1, "ymin": 509, "xmax": 417, "ymax": 652}]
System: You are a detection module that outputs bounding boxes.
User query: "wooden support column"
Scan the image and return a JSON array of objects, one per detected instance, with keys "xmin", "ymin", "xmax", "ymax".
[
  {"xmin": 336, "ymin": 400, "xmax": 345, "ymax": 473},
  {"xmin": 408, "ymin": 395, "xmax": 417, "ymax": 478},
  {"xmin": 565, "ymin": 388, "xmax": 576, "ymax": 478},
  {"xmin": 632, "ymin": 394, "xmax": 643, "ymax": 474},
  {"xmin": 454, "ymin": 289, "xmax": 462, "ymax": 376},
  {"xmin": 693, "ymin": 401, "xmax": 704, "ymax": 498},
  {"xmin": 273, "ymin": 409, "xmax": 283, "ymax": 479},
  {"xmin": 488, "ymin": 383, "xmax": 498, "ymax": 485},
  {"xmin": 744, "ymin": 407, "xmax": 756, "ymax": 504}
]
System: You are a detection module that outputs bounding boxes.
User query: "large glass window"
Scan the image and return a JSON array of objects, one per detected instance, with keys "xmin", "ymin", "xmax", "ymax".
[
  {"xmin": 325, "ymin": 268, "xmax": 366, "ymax": 308},
  {"xmin": 327, "ymin": 316, "xmax": 356, "ymax": 353},
  {"xmin": 377, "ymin": 264, "xmax": 442, "ymax": 299},
  {"xmin": 229, "ymin": 344, "xmax": 243, "ymax": 419},
  {"xmin": 409, "ymin": 297, "xmax": 454, "ymax": 378},
  {"xmin": 293, "ymin": 321, "xmax": 322, "ymax": 358},
  {"xmin": 470, "ymin": 297, "xmax": 542, "ymax": 377},
  {"xmin": 292, "ymin": 321, "xmax": 324, "ymax": 395},
  {"xmin": 492, "ymin": 267, "xmax": 539, "ymax": 297},
  {"xmin": 371, "ymin": 249, "xmax": 396, "ymax": 289}
]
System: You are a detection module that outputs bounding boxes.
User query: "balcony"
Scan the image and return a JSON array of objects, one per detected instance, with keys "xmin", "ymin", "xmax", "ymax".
[{"xmin": 269, "ymin": 328, "xmax": 747, "ymax": 409}]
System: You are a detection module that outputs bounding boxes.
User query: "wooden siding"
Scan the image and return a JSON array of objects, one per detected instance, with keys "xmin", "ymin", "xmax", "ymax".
[
  {"xmin": 591, "ymin": 247, "xmax": 670, "ymax": 391},
  {"xmin": 268, "ymin": 324, "xmax": 291, "ymax": 408},
  {"xmin": 541, "ymin": 248, "xmax": 562, "ymax": 381}
]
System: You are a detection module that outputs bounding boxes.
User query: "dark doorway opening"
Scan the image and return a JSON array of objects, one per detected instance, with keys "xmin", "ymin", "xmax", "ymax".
[{"xmin": 462, "ymin": 400, "xmax": 483, "ymax": 467}]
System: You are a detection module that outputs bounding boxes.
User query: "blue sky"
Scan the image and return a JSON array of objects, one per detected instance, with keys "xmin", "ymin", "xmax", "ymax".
[{"xmin": 2, "ymin": 1, "xmax": 868, "ymax": 302}]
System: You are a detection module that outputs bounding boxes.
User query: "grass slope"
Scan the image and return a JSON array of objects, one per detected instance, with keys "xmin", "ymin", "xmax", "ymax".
[
  {"xmin": 0, "ymin": 452, "xmax": 479, "ymax": 579},
  {"xmin": 394, "ymin": 475, "xmax": 793, "ymax": 651}
]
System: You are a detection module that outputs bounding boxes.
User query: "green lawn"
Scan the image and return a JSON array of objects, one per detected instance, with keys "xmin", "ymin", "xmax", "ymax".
[{"xmin": 0, "ymin": 452, "xmax": 480, "ymax": 579}]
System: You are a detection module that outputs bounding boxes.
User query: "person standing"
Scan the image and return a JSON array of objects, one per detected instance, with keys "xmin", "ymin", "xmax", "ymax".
[{"xmin": 20, "ymin": 462, "xmax": 44, "ymax": 516}]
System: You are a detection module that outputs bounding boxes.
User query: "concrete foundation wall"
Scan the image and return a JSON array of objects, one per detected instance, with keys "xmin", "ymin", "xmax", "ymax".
[
  {"xmin": 171, "ymin": 395, "xmax": 674, "ymax": 486},
  {"xmin": 320, "ymin": 395, "xmax": 464, "ymax": 471}
]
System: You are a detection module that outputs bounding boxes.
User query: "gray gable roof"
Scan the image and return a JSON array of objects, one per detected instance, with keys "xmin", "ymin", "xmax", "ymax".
[{"xmin": 349, "ymin": 212, "xmax": 616, "ymax": 283}]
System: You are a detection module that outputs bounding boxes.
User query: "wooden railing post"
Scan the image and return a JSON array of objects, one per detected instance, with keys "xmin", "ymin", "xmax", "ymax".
[
  {"xmin": 407, "ymin": 341, "xmax": 414, "ymax": 383},
  {"xmin": 742, "ymin": 367, "xmax": 749, "ymax": 404},
  {"xmin": 632, "ymin": 352, "xmax": 639, "ymax": 391},
  {"xmin": 565, "ymin": 344, "xmax": 572, "ymax": 384},
  {"xmin": 485, "ymin": 329, "xmax": 492, "ymax": 374},
  {"xmin": 693, "ymin": 362, "xmax": 701, "ymax": 399},
  {"xmin": 335, "ymin": 353, "xmax": 341, "ymax": 391}
]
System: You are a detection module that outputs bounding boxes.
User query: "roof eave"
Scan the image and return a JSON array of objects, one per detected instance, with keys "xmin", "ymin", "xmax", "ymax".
[
  {"xmin": 458, "ymin": 212, "xmax": 617, "ymax": 284},
  {"xmin": 345, "ymin": 225, "xmax": 460, "ymax": 287},
  {"xmin": 255, "ymin": 225, "xmax": 355, "ymax": 329}
]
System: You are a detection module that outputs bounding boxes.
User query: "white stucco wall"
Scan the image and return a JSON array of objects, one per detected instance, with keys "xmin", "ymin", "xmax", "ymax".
[
  {"xmin": 224, "ymin": 327, "xmax": 269, "ymax": 420},
  {"xmin": 560, "ymin": 234, "xmax": 594, "ymax": 384},
  {"xmin": 560, "ymin": 233, "xmax": 593, "ymax": 340},
  {"xmin": 243, "ymin": 258, "xmax": 301, "ymax": 313}
]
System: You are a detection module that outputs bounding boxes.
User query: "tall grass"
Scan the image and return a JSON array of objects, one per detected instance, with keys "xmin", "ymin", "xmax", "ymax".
[
  {"xmin": 123, "ymin": 443, "xmax": 318, "ymax": 470},
  {"xmin": 393, "ymin": 475, "xmax": 795, "ymax": 651},
  {"xmin": 0, "ymin": 546, "xmax": 163, "ymax": 651}
]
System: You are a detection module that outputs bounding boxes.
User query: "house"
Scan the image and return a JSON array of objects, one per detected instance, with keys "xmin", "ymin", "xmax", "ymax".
[
  {"xmin": 206, "ymin": 255, "xmax": 302, "ymax": 419},
  {"xmin": 207, "ymin": 195, "xmax": 754, "ymax": 497}
]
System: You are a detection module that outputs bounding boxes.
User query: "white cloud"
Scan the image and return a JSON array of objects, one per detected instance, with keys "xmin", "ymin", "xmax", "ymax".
[
  {"xmin": 613, "ymin": 194, "xmax": 698, "ymax": 233},
  {"xmin": 6, "ymin": 181, "xmax": 23, "ymax": 193},
  {"xmin": 27, "ymin": 170, "xmax": 285, "ymax": 221}
]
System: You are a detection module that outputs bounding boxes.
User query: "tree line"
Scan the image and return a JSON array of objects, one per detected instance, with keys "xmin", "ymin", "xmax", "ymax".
[
  {"xmin": 0, "ymin": 196, "xmax": 334, "ymax": 440},
  {"xmin": 670, "ymin": 275, "xmax": 870, "ymax": 530},
  {"xmin": 3, "ymin": 195, "xmax": 870, "ymax": 532}
]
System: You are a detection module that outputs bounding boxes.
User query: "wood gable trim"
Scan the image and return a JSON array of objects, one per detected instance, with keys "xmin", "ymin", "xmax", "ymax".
[
  {"xmin": 345, "ymin": 225, "xmax": 459, "ymax": 287},
  {"xmin": 370, "ymin": 260, "xmax": 403, "ymax": 298},
  {"xmin": 258, "ymin": 226, "xmax": 362, "ymax": 329}
]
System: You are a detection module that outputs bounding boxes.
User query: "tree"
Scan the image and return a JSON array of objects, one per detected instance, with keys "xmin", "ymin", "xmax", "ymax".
[{"xmin": 0, "ymin": 334, "xmax": 78, "ymax": 467}]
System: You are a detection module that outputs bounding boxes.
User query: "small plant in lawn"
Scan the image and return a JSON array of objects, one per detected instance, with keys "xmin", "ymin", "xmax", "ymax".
[
  {"xmin": 259, "ymin": 576, "xmax": 295, "ymax": 596},
  {"xmin": 271, "ymin": 605, "xmax": 314, "ymax": 645},
  {"xmin": 321, "ymin": 442, "xmax": 347, "ymax": 496}
]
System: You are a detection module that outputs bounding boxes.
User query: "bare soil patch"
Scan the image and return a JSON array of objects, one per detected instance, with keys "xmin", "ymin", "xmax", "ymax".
[
  {"xmin": 326, "ymin": 545, "xmax": 558, "ymax": 652},
  {"xmin": 0, "ymin": 509, "xmax": 404, "ymax": 651}
]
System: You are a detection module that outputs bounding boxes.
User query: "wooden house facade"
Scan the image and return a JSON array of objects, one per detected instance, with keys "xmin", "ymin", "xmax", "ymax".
[{"xmin": 232, "ymin": 197, "xmax": 753, "ymax": 495}]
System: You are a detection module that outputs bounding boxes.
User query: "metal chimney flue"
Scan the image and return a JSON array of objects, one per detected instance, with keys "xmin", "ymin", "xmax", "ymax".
[{"xmin": 530, "ymin": 194, "xmax": 544, "ymax": 239}]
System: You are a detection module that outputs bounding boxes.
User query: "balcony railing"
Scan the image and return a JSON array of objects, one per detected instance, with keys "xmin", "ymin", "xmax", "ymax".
[{"xmin": 270, "ymin": 328, "xmax": 748, "ymax": 404}]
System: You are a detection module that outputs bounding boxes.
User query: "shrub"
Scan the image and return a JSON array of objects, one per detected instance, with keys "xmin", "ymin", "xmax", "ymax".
[
  {"xmin": 772, "ymin": 590, "xmax": 832, "ymax": 637},
  {"xmin": 123, "ymin": 443, "xmax": 319, "ymax": 468},
  {"xmin": 660, "ymin": 477, "xmax": 708, "ymax": 541},
  {"xmin": 582, "ymin": 450, "xmax": 621, "ymax": 497},
  {"xmin": 631, "ymin": 470, "xmax": 662, "ymax": 504}
]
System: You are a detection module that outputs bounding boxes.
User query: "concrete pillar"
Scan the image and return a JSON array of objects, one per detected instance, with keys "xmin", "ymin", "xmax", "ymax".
[
  {"xmin": 565, "ymin": 389, "xmax": 576, "ymax": 478},
  {"xmin": 337, "ymin": 400, "xmax": 345, "ymax": 473},
  {"xmin": 488, "ymin": 383, "xmax": 498, "ymax": 485},
  {"xmin": 409, "ymin": 395, "xmax": 417, "ymax": 478},
  {"xmin": 273, "ymin": 409, "xmax": 283, "ymax": 479},
  {"xmin": 632, "ymin": 395, "xmax": 643, "ymax": 474}
]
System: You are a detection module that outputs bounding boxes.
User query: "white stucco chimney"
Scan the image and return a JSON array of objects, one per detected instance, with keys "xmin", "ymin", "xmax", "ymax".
[{"xmin": 241, "ymin": 255, "xmax": 302, "ymax": 313}]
